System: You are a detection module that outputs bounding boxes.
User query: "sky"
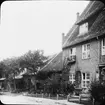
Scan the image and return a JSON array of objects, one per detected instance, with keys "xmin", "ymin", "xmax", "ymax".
[{"xmin": 0, "ymin": 0, "xmax": 89, "ymax": 61}]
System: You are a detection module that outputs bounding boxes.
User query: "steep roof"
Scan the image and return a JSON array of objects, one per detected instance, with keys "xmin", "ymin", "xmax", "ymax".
[
  {"xmin": 76, "ymin": 1, "xmax": 104, "ymax": 25},
  {"xmin": 63, "ymin": 1, "xmax": 105, "ymax": 49},
  {"xmin": 62, "ymin": 22, "xmax": 79, "ymax": 48},
  {"xmin": 39, "ymin": 52, "xmax": 63, "ymax": 72},
  {"xmin": 63, "ymin": 25, "xmax": 79, "ymax": 48}
]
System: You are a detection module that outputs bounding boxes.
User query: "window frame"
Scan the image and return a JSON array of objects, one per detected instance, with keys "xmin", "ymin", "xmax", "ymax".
[
  {"xmin": 79, "ymin": 22, "xmax": 88, "ymax": 35},
  {"xmin": 69, "ymin": 73, "xmax": 75, "ymax": 84},
  {"xmin": 69, "ymin": 47, "xmax": 76, "ymax": 57},
  {"xmin": 82, "ymin": 43, "xmax": 90, "ymax": 59},
  {"xmin": 81, "ymin": 72, "xmax": 91, "ymax": 88},
  {"xmin": 102, "ymin": 38, "xmax": 105, "ymax": 55}
]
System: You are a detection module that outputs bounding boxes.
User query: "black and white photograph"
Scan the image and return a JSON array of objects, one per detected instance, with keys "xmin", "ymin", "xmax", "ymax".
[{"xmin": 0, "ymin": 0, "xmax": 105, "ymax": 105}]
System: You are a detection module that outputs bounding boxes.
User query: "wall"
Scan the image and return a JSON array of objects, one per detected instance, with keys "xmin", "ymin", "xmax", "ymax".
[
  {"xmin": 62, "ymin": 38, "xmax": 100, "ymax": 84},
  {"xmin": 76, "ymin": 39, "xmax": 99, "ymax": 80}
]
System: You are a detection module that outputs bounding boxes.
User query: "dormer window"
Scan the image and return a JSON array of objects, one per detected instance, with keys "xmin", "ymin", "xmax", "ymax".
[{"xmin": 79, "ymin": 22, "xmax": 88, "ymax": 35}]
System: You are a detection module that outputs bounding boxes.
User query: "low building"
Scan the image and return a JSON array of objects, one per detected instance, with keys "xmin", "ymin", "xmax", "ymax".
[{"xmin": 39, "ymin": 52, "xmax": 63, "ymax": 74}]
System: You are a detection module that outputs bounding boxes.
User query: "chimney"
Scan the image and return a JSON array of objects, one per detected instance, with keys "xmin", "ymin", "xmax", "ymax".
[
  {"xmin": 62, "ymin": 33, "xmax": 65, "ymax": 45},
  {"xmin": 76, "ymin": 12, "xmax": 79, "ymax": 20}
]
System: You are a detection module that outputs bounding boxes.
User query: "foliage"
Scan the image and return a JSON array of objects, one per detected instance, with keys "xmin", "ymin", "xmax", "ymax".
[
  {"xmin": 0, "ymin": 62, "xmax": 6, "ymax": 78},
  {"xmin": 36, "ymin": 71, "xmax": 48, "ymax": 80},
  {"xmin": 60, "ymin": 81, "xmax": 75, "ymax": 95},
  {"xmin": 18, "ymin": 50, "xmax": 48, "ymax": 73},
  {"xmin": 0, "ymin": 50, "xmax": 48, "ymax": 78},
  {"xmin": 89, "ymin": 80, "xmax": 105, "ymax": 103},
  {"xmin": 37, "ymin": 72, "xmax": 75, "ymax": 95},
  {"xmin": 40, "ymin": 73, "xmax": 60, "ymax": 95},
  {"xmin": 0, "ymin": 50, "xmax": 48, "ymax": 92},
  {"xmin": 0, "ymin": 50, "xmax": 75, "ymax": 96}
]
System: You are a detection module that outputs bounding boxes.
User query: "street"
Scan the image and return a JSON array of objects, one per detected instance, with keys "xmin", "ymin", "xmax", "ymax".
[{"xmin": 0, "ymin": 93, "xmax": 82, "ymax": 105}]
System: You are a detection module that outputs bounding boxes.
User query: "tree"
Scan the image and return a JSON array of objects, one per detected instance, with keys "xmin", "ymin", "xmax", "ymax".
[
  {"xmin": 89, "ymin": 80, "xmax": 105, "ymax": 104},
  {"xmin": 0, "ymin": 50, "xmax": 48, "ymax": 92},
  {"xmin": 18, "ymin": 50, "xmax": 48, "ymax": 91},
  {"xmin": 19, "ymin": 50, "xmax": 48, "ymax": 73},
  {"xmin": 0, "ymin": 62, "xmax": 6, "ymax": 78},
  {"xmin": 2, "ymin": 57, "xmax": 20, "ymax": 91}
]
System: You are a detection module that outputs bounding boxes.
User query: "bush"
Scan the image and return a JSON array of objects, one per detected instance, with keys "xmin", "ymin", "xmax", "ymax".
[
  {"xmin": 60, "ymin": 81, "xmax": 75, "ymax": 95},
  {"xmin": 89, "ymin": 80, "xmax": 105, "ymax": 103},
  {"xmin": 66, "ymin": 82, "xmax": 75, "ymax": 94}
]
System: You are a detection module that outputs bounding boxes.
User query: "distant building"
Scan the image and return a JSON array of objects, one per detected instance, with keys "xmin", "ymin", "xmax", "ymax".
[
  {"xmin": 62, "ymin": 1, "xmax": 105, "ymax": 89},
  {"xmin": 40, "ymin": 52, "xmax": 63, "ymax": 73}
]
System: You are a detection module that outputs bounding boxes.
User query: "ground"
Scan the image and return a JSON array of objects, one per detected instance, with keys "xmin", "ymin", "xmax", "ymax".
[{"xmin": 0, "ymin": 92, "xmax": 82, "ymax": 105}]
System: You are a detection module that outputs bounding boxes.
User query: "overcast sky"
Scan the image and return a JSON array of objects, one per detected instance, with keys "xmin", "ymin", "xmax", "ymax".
[{"xmin": 0, "ymin": 0, "xmax": 89, "ymax": 61}]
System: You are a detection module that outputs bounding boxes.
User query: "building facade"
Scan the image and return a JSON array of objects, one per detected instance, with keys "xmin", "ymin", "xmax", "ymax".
[{"xmin": 62, "ymin": 1, "xmax": 105, "ymax": 89}]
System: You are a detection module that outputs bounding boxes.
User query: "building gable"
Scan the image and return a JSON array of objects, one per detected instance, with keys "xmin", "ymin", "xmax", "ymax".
[
  {"xmin": 76, "ymin": 1, "xmax": 104, "ymax": 25},
  {"xmin": 63, "ymin": 1, "xmax": 105, "ymax": 49}
]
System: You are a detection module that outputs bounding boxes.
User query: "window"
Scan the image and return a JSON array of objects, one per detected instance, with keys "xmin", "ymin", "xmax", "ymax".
[
  {"xmin": 79, "ymin": 22, "xmax": 88, "ymax": 35},
  {"xmin": 69, "ymin": 73, "xmax": 75, "ymax": 84},
  {"xmin": 69, "ymin": 48, "xmax": 76, "ymax": 56},
  {"xmin": 102, "ymin": 38, "xmax": 105, "ymax": 55},
  {"xmin": 83, "ymin": 73, "xmax": 85, "ymax": 79},
  {"xmin": 86, "ymin": 73, "xmax": 90, "ymax": 79},
  {"xmin": 81, "ymin": 72, "xmax": 91, "ymax": 88},
  {"xmin": 69, "ymin": 49, "xmax": 72, "ymax": 56},
  {"xmin": 82, "ymin": 43, "xmax": 90, "ymax": 59}
]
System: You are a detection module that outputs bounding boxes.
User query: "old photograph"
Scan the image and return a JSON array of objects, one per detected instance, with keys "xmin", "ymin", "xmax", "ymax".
[{"xmin": 0, "ymin": 0, "xmax": 105, "ymax": 105}]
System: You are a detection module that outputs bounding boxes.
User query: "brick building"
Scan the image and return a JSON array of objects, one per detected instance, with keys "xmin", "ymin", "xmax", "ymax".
[{"xmin": 62, "ymin": 1, "xmax": 105, "ymax": 89}]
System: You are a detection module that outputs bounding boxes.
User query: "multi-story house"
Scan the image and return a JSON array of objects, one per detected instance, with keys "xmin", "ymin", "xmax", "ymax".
[{"xmin": 62, "ymin": 1, "xmax": 105, "ymax": 89}]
